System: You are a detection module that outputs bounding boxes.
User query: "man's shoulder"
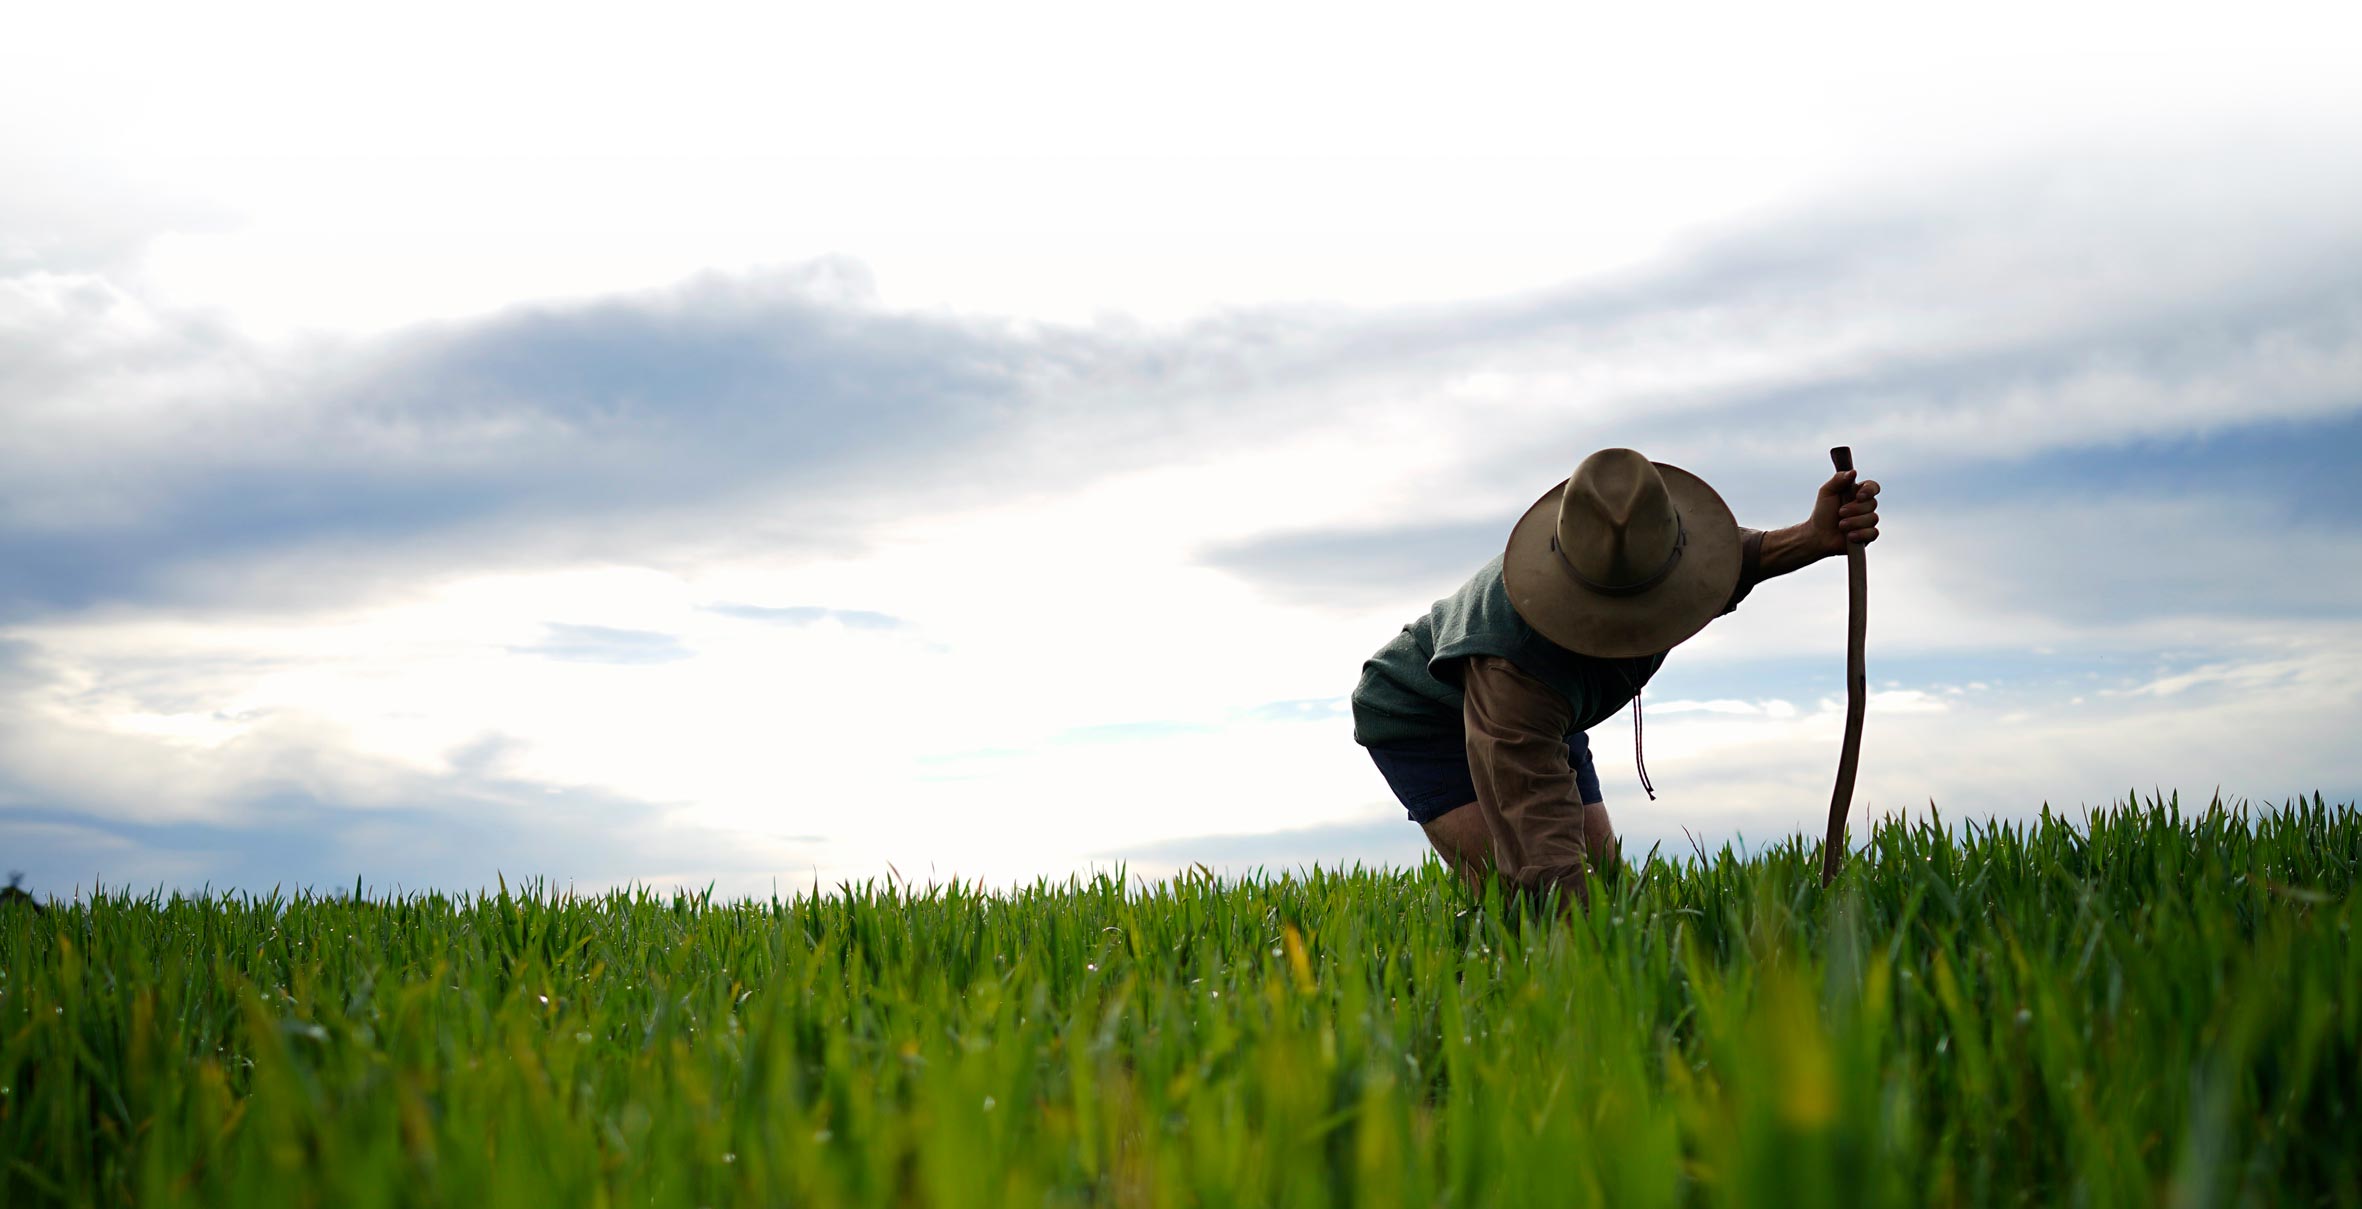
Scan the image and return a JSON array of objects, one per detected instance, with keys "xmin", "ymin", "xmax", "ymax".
[{"xmin": 1429, "ymin": 553, "xmax": 1518, "ymax": 625}]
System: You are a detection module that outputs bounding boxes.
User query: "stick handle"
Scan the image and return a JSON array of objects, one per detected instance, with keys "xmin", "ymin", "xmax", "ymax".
[{"xmin": 1823, "ymin": 447, "xmax": 1867, "ymax": 886}]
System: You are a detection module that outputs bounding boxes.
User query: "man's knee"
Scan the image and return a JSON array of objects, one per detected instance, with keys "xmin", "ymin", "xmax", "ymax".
[
  {"xmin": 1419, "ymin": 801, "xmax": 1491, "ymax": 885},
  {"xmin": 1583, "ymin": 799, "xmax": 1619, "ymax": 873}
]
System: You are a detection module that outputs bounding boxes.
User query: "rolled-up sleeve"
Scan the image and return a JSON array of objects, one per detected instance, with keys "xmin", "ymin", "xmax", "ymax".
[
  {"xmin": 1719, "ymin": 528, "xmax": 1768, "ymax": 614},
  {"xmin": 1461, "ymin": 654, "xmax": 1589, "ymax": 908}
]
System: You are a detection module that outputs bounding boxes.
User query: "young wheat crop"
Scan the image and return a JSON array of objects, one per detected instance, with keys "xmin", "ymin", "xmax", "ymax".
[{"xmin": 2, "ymin": 793, "xmax": 2355, "ymax": 1206}]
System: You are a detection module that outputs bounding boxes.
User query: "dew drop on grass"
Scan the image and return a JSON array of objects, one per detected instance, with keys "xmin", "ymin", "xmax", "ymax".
[{"xmin": 982, "ymin": 1096, "xmax": 997, "ymax": 1111}]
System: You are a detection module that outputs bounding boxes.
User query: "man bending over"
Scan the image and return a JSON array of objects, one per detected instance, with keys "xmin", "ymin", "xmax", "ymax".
[{"xmin": 1351, "ymin": 448, "xmax": 1882, "ymax": 909}]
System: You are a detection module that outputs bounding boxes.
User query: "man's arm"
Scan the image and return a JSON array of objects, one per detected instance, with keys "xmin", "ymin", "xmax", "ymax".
[
  {"xmin": 1461, "ymin": 655, "xmax": 1591, "ymax": 912},
  {"xmin": 1753, "ymin": 470, "xmax": 1883, "ymax": 582},
  {"xmin": 1721, "ymin": 528, "xmax": 1768, "ymax": 614}
]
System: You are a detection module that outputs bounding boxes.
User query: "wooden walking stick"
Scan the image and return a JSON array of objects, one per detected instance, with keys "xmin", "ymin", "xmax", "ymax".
[{"xmin": 1821, "ymin": 447, "xmax": 1868, "ymax": 886}]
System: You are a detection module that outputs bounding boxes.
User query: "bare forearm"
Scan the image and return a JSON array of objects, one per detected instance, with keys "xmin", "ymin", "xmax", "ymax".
[{"xmin": 1754, "ymin": 521, "xmax": 1839, "ymax": 581}]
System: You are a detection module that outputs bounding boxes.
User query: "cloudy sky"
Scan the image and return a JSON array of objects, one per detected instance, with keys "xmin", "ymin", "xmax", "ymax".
[{"xmin": 5, "ymin": 0, "xmax": 2359, "ymax": 897}]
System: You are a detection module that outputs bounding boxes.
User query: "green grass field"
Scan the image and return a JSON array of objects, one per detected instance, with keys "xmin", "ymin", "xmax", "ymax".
[{"xmin": 4, "ymin": 793, "xmax": 2356, "ymax": 1207}]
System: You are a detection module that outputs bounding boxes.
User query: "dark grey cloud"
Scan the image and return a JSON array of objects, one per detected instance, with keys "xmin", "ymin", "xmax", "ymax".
[
  {"xmin": 0, "ymin": 644, "xmax": 812, "ymax": 897},
  {"xmin": 0, "ymin": 613, "xmax": 836, "ymax": 898},
  {"xmin": 0, "ymin": 257, "xmax": 1425, "ymax": 624},
  {"xmin": 1198, "ymin": 211, "xmax": 2362, "ymax": 617},
  {"xmin": 1200, "ymin": 521, "xmax": 1499, "ymax": 609},
  {"xmin": 1898, "ymin": 410, "xmax": 2362, "ymax": 626},
  {"xmin": 8, "ymin": 149, "xmax": 2361, "ymax": 638},
  {"xmin": 0, "ymin": 758, "xmax": 820, "ymax": 899},
  {"xmin": 1420, "ymin": 271, "xmax": 2362, "ymax": 527},
  {"xmin": 0, "ymin": 269, "xmax": 1132, "ymax": 622},
  {"xmin": 1214, "ymin": 424, "xmax": 2362, "ymax": 633},
  {"xmin": 705, "ymin": 603, "xmax": 907, "ymax": 630}
]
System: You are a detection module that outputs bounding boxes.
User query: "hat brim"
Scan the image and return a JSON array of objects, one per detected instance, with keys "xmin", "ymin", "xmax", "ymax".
[{"xmin": 1501, "ymin": 462, "xmax": 1742, "ymax": 658}]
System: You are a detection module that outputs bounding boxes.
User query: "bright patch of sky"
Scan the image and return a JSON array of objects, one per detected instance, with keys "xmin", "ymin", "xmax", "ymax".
[{"xmin": 3, "ymin": 0, "xmax": 2359, "ymax": 895}]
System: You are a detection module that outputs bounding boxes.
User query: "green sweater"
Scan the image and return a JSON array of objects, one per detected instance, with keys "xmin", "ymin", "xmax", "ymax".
[{"xmin": 1350, "ymin": 546, "xmax": 1757, "ymax": 746}]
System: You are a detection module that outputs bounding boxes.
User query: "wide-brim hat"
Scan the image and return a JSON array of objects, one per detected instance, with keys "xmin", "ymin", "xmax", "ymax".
[{"xmin": 1503, "ymin": 448, "xmax": 1743, "ymax": 658}]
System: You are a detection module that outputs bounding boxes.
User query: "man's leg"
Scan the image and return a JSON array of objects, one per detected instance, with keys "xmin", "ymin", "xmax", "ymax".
[
  {"xmin": 1568, "ymin": 732, "xmax": 1619, "ymax": 877},
  {"xmin": 1419, "ymin": 801, "xmax": 1491, "ymax": 893},
  {"xmin": 1582, "ymin": 799, "xmax": 1618, "ymax": 878},
  {"xmin": 1423, "ymin": 799, "xmax": 1616, "ymax": 892}
]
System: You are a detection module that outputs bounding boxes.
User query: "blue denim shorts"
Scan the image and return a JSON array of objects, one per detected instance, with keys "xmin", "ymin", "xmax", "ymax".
[{"xmin": 1366, "ymin": 730, "xmax": 1602, "ymax": 824}]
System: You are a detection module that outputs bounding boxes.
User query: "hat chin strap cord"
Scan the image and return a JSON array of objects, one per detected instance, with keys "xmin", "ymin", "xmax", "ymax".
[
  {"xmin": 1630, "ymin": 684, "xmax": 1657, "ymax": 801},
  {"xmin": 1551, "ymin": 515, "xmax": 1688, "ymax": 598}
]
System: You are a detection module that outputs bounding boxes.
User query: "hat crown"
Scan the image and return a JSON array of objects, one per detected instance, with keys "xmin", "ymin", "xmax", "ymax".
[
  {"xmin": 1557, "ymin": 448, "xmax": 1683, "ymax": 592},
  {"xmin": 1503, "ymin": 449, "xmax": 1739, "ymax": 658}
]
